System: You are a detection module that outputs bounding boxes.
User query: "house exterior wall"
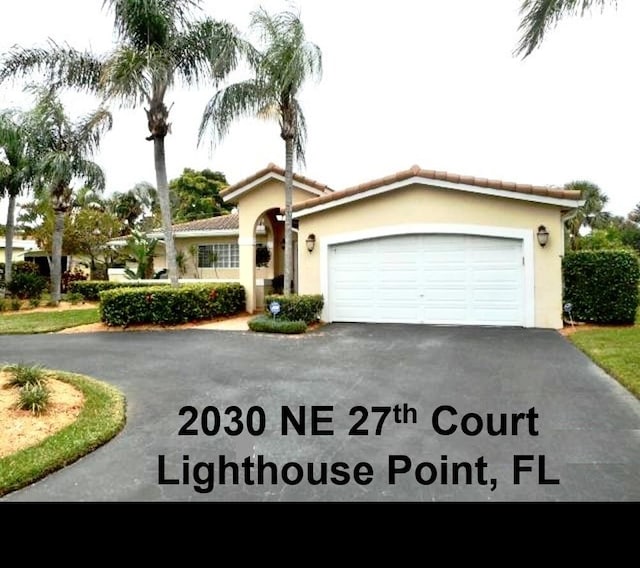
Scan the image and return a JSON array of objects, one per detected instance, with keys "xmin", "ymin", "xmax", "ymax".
[
  {"xmin": 233, "ymin": 179, "xmax": 322, "ymax": 312},
  {"xmin": 149, "ymin": 235, "xmax": 275, "ymax": 282},
  {"xmin": 295, "ymin": 184, "xmax": 566, "ymax": 329}
]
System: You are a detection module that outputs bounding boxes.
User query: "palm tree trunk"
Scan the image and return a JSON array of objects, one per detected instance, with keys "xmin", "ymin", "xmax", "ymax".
[
  {"xmin": 283, "ymin": 137, "xmax": 294, "ymax": 296},
  {"xmin": 51, "ymin": 208, "xmax": 64, "ymax": 304},
  {"xmin": 153, "ymin": 136, "xmax": 178, "ymax": 287},
  {"xmin": 4, "ymin": 193, "xmax": 16, "ymax": 284}
]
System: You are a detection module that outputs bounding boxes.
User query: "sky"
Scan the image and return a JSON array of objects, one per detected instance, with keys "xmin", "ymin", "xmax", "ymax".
[{"xmin": 1, "ymin": 0, "xmax": 639, "ymax": 223}]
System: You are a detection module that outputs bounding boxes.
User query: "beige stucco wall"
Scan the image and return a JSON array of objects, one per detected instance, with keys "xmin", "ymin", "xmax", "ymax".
[
  {"xmin": 232, "ymin": 179, "xmax": 321, "ymax": 312},
  {"xmin": 296, "ymin": 185, "xmax": 566, "ymax": 329},
  {"xmin": 150, "ymin": 236, "xmax": 275, "ymax": 281},
  {"xmin": 1, "ymin": 247, "xmax": 27, "ymax": 264}
]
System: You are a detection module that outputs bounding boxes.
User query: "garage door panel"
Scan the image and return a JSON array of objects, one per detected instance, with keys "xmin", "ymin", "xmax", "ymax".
[
  {"xmin": 472, "ymin": 269, "xmax": 521, "ymax": 282},
  {"xmin": 422, "ymin": 251, "xmax": 466, "ymax": 263},
  {"xmin": 473, "ymin": 289, "xmax": 520, "ymax": 302},
  {"xmin": 329, "ymin": 234, "xmax": 524, "ymax": 326},
  {"xmin": 423, "ymin": 269, "xmax": 467, "ymax": 282}
]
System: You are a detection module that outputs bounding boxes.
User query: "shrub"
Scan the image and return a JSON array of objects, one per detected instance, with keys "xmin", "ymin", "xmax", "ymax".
[
  {"xmin": 7, "ymin": 272, "xmax": 48, "ymax": 300},
  {"xmin": 563, "ymin": 250, "xmax": 640, "ymax": 324},
  {"xmin": 4, "ymin": 363, "xmax": 46, "ymax": 388},
  {"xmin": 264, "ymin": 294, "xmax": 324, "ymax": 324},
  {"xmin": 10, "ymin": 299, "xmax": 21, "ymax": 311},
  {"xmin": 69, "ymin": 280, "xmax": 169, "ymax": 301},
  {"xmin": 28, "ymin": 297, "xmax": 40, "ymax": 308},
  {"xmin": 61, "ymin": 268, "xmax": 88, "ymax": 293},
  {"xmin": 17, "ymin": 382, "xmax": 50, "ymax": 415},
  {"xmin": 0, "ymin": 261, "xmax": 40, "ymax": 276},
  {"xmin": 248, "ymin": 315, "xmax": 307, "ymax": 334},
  {"xmin": 99, "ymin": 283, "xmax": 245, "ymax": 327},
  {"xmin": 66, "ymin": 292, "xmax": 85, "ymax": 305},
  {"xmin": 0, "ymin": 299, "xmax": 6, "ymax": 312}
]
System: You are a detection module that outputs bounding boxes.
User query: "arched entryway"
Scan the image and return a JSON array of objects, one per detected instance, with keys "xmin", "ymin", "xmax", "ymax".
[{"xmin": 240, "ymin": 207, "xmax": 298, "ymax": 312}]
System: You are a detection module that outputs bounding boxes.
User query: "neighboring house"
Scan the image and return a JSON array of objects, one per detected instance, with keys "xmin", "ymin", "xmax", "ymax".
[
  {"xmin": 220, "ymin": 163, "xmax": 582, "ymax": 329},
  {"xmin": 1, "ymin": 237, "xmax": 89, "ymax": 279},
  {"xmin": 0, "ymin": 237, "xmax": 38, "ymax": 265}
]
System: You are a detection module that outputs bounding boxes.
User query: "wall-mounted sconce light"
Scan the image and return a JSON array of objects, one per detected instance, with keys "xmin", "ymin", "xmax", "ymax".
[
  {"xmin": 305, "ymin": 234, "xmax": 316, "ymax": 253},
  {"xmin": 536, "ymin": 225, "xmax": 549, "ymax": 247}
]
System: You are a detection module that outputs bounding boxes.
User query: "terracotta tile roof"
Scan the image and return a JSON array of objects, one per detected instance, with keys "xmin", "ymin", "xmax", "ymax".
[
  {"xmin": 168, "ymin": 213, "xmax": 239, "ymax": 232},
  {"xmin": 292, "ymin": 165, "xmax": 582, "ymax": 213},
  {"xmin": 221, "ymin": 163, "xmax": 333, "ymax": 198}
]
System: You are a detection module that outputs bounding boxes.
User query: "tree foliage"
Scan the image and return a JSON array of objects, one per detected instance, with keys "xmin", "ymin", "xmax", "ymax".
[
  {"xmin": 516, "ymin": 0, "xmax": 615, "ymax": 58},
  {"xmin": 0, "ymin": 0, "xmax": 246, "ymax": 287},
  {"xmin": 18, "ymin": 89, "xmax": 111, "ymax": 302},
  {"xmin": 169, "ymin": 168, "xmax": 229, "ymax": 223},
  {"xmin": 564, "ymin": 180, "xmax": 609, "ymax": 250},
  {"xmin": 199, "ymin": 7, "xmax": 322, "ymax": 295},
  {"xmin": 0, "ymin": 109, "xmax": 32, "ymax": 283}
]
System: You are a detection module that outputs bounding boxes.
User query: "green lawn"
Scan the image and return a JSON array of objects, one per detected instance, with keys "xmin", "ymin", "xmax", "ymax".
[
  {"xmin": 569, "ymin": 324, "xmax": 640, "ymax": 399},
  {"xmin": 0, "ymin": 370, "xmax": 126, "ymax": 497},
  {"xmin": 0, "ymin": 308, "xmax": 100, "ymax": 334}
]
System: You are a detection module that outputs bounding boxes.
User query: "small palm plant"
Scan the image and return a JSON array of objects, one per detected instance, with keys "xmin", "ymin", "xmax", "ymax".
[{"xmin": 4, "ymin": 362, "xmax": 46, "ymax": 388}]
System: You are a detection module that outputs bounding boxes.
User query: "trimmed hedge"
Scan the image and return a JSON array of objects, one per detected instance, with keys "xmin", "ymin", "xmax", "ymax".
[
  {"xmin": 563, "ymin": 250, "xmax": 640, "ymax": 324},
  {"xmin": 70, "ymin": 280, "xmax": 169, "ymax": 301},
  {"xmin": 99, "ymin": 283, "xmax": 245, "ymax": 327},
  {"xmin": 248, "ymin": 315, "xmax": 307, "ymax": 334},
  {"xmin": 264, "ymin": 294, "xmax": 324, "ymax": 324}
]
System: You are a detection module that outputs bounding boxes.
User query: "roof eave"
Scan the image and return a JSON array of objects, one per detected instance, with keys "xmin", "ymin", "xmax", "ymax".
[
  {"xmin": 293, "ymin": 177, "xmax": 584, "ymax": 219},
  {"xmin": 148, "ymin": 229, "xmax": 240, "ymax": 239},
  {"xmin": 222, "ymin": 172, "xmax": 328, "ymax": 203}
]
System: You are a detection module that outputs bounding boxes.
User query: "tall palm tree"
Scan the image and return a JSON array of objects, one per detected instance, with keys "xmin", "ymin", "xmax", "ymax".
[
  {"xmin": 199, "ymin": 7, "xmax": 322, "ymax": 296},
  {"xmin": 0, "ymin": 110, "xmax": 32, "ymax": 285},
  {"xmin": 25, "ymin": 88, "xmax": 112, "ymax": 303},
  {"xmin": 564, "ymin": 180, "xmax": 609, "ymax": 250},
  {"xmin": 516, "ymin": 0, "xmax": 614, "ymax": 58},
  {"xmin": 0, "ymin": 0, "xmax": 244, "ymax": 286}
]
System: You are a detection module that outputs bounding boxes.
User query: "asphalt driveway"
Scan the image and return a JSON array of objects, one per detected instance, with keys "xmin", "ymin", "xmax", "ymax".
[{"xmin": 2, "ymin": 324, "xmax": 639, "ymax": 501}]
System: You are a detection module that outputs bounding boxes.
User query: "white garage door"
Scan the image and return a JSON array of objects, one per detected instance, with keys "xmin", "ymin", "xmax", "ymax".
[{"xmin": 328, "ymin": 234, "xmax": 524, "ymax": 326}]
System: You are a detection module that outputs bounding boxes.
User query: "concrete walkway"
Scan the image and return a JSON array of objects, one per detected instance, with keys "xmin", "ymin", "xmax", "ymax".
[{"xmin": 192, "ymin": 314, "xmax": 252, "ymax": 331}]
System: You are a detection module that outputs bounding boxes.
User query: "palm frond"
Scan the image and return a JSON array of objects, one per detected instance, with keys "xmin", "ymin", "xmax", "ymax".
[
  {"xmin": 75, "ymin": 107, "xmax": 113, "ymax": 156},
  {"xmin": 74, "ymin": 158, "xmax": 106, "ymax": 191},
  {"xmin": 198, "ymin": 79, "xmax": 273, "ymax": 146},
  {"xmin": 0, "ymin": 111, "xmax": 26, "ymax": 166},
  {"xmin": 516, "ymin": 0, "xmax": 615, "ymax": 58},
  {"xmin": 172, "ymin": 18, "xmax": 244, "ymax": 87},
  {"xmin": 292, "ymin": 100, "xmax": 307, "ymax": 166},
  {"xmin": 101, "ymin": 45, "xmax": 152, "ymax": 104},
  {"xmin": 0, "ymin": 40, "xmax": 103, "ymax": 92},
  {"xmin": 103, "ymin": 0, "xmax": 201, "ymax": 48},
  {"xmin": 37, "ymin": 150, "xmax": 73, "ymax": 188}
]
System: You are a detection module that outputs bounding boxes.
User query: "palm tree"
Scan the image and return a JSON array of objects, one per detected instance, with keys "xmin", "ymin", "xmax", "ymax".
[
  {"xmin": 564, "ymin": 180, "xmax": 609, "ymax": 250},
  {"xmin": 516, "ymin": 0, "xmax": 614, "ymax": 58},
  {"xmin": 0, "ymin": 110, "xmax": 32, "ymax": 285},
  {"xmin": 0, "ymin": 0, "xmax": 244, "ymax": 287},
  {"xmin": 199, "ymin": 7, "xmax": 322, "ymax": 295},
  {"xmin": 25, "ymin": 88, "xmax": 112, "ymax": 304},
  {"xmin": 108, "ymin": 182, "xmax": 158, "ymax": 235}
]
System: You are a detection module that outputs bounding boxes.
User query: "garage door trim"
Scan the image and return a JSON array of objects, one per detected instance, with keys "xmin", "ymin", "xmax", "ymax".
[{"xmin": 320, "ymin": 224, "xmax": 535, "ymax": 327}]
